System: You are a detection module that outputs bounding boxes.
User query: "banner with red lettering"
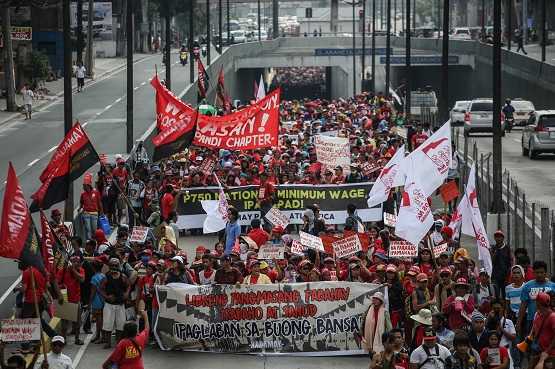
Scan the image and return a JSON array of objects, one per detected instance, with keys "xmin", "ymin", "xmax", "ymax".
[
  {"xmin": 154, "ymin": 282, "xmax": 385, "ymax": 355},
  {"xmin": 151, "ymin": 75, "xmax": 196, "ymax": 132},
  {"xmin": 39, "ymin": 211, "xmax": 56, "ymax": 274},
  {"xmin": 193, "ymin": 88, "xmax": 280, "ymax": 150}
]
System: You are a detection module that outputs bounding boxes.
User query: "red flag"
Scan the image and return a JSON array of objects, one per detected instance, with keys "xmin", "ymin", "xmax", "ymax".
[
  {"xmin": 30, "ymin": 150, "xmax": 71, "ymax": 212},
  {"xmin": 216, "ymin": 67, "xmax": 232, "ymax": 113},
  {"xmin": 197, "ymin": 58, "xmax": 209, "ymax": 99},
  {"xmin": 39, "ymin": 210, "xmax": 55, "ymax": 273},
  {"xmin": 152, "ymin": 109, "xmax": 198, "ymax": 162},
  {"xmin": 0, "ymin": 163, "xmax": 45, "ymax": 273},
  {"xmin": 151, "ymin": 75, "xmax": 196, "ymax": 131}
]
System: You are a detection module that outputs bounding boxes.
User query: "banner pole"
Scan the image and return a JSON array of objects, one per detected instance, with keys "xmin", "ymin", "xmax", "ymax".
[{"xmin": 30, "ymin": 271, "xmax": 48, "ymax": 363}]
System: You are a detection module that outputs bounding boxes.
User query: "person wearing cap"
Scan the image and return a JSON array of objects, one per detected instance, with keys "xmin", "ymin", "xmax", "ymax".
[
  {"xmin": 35, "ymin": 336, "xmax": 73, "ymax": 369},
  {"xmin": 102, "ymin": 310, "xmax": 149, "ymax": 369},
  {"xmin": 165, "ymin": 256, "xmax": 195, "ymax": 285},
  {"xmin": 385, "ymin": 264, "xmax": 404, "ymax": 329},
  {"xmin": 362, "ymin": 291, "xmax": 392, "ymax": 354},
  {"xmin": 99, "ymin": 258, "xmax": 130, "ymax": 348},
  {"xmin": 49, "ymin": 209, "xmax": 71, "ymax": 244},
  {"xmin": 79, "ymin": 176, "xmax": 103, "ymax": 241},
  {"xmin": 434, "ymin": 267, "xmax": 454, "ymax": 313},
  {"xmin": 490, "ymin": 230, "xmax": 513, "ymax": 300},
  {"xmin": 257, "ymin": 172, "xmax": 276, "ymax": 228},
  {"xmin": 443, "ymin": 278, "xmax": 475, "ymax": 330},
  {"xmin": 244, "ymin": 260, "xmax": 272, "ymax": 285},
  {"xmin": 126, "ymin": 171, "xmax": 145, "ymax": 227},
  {"xmin": 215, "ymin": 255, "xmax": 243, "ymax": 285},
  {"xmin": 517, "ymin": 260, "xmax": 555, "ymax": 338},
  {"xmin": 160, "ymin": 184, "xmax": 175, "ymax": 223},
  {"xmin": 404, "ymin": 266, "xmax": 421, "ymax": 297},
  {"xmin": 528, "ymin": 292, "xmax": 555, "ymax": 368},
  {"xmin": 57, "ymin": 255, "xmax": 86, "ymax": 345},
  {"xmin": 469, "ymin": 312, "xmax": 489, "ymax": 352},
  {"xmin": 409, "ymin": 326, "xmax": 451, "ymax": 369},
  {"xmin": 432, "ymin": 313, "xmax": 454, "ymax": 351},
  {"xmin": 410, "ymin": 273, "xmax": 436, "ymax": 317}
]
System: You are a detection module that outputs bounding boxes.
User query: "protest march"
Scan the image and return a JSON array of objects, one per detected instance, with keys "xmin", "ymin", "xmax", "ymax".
[{"xmin": 0, "ymin": 64, "xmax": 553, "ymax": 369}]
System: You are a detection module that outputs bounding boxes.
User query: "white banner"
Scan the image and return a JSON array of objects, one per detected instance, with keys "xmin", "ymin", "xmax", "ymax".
[
  {"xmin": 314, "ymin": 135, "xmax": 351, "ymax": 174},
  {"xmin": 388, "ymin": 241, "xmax": 418, "ymax": 258},
  {"xmin": 299, "ymin": 231, "xmax": 325, "ymax": 251},
  {"xmin": 264, "ymin": 207, "xmax": 290, "ymax": 229},
  {"xmin": 332, "ymin": 235, "xmax": 362, "ymax": 259},
  {"xmin": 290, "ymin": 240, "xmax": 306, "ymax": 256},
  {"xmin": 0, "ymin": 319, "xmax": 40, "ymax": 342},
  {"xmin": 129, "ymin": 226, "xmax": 149, "ymax": 243},
  {"xmin": 257, "ymin": 244, "xmax": 285, "ymax": 259}
]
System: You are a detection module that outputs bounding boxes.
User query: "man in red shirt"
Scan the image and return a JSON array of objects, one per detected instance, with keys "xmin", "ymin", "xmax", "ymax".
[
  {"xmin": 247, "ymin": 219, "xmax": 269, "ymax": 248},
  {"xmin": 103, "ymin": 310, "xmax": 149, "ymax": 369},
  {"xmin": 160, "ymin": 184, "xmax": 175, "ymax": 222},
  {"xmin": 257, "ymin": 173, "xmax": 275, "ymax": 230},
  {"xmin": 410, "ymin": 127, "xmax": 429, "ymax": 150},
  {"xmin": 79, "ymin": 175, "xmax": 103, "ymax": 241},
  {"xmin": 57, "ymin": 256, "xmax": 86, "ymax": 345},
  {"xmin": 21, "ymin": 265, "xmax": 48, "ymax": 318},
  {"xmin": 530, "ymin": 292, "xmax": 555, "ymax": 368}
]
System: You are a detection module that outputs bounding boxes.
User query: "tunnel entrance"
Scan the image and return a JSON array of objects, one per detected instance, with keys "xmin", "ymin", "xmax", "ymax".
[{"xmin": 270, "ymin": 67, "xmax": 330, "ymax": 100}]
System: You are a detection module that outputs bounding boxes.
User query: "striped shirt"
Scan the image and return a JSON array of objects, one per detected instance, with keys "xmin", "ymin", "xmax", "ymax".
[{"xmin": 505, "ymin": 283, "xmax": 524, "ymax": 315}]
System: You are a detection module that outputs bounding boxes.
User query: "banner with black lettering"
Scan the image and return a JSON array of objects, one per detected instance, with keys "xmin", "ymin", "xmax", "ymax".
[
  {"xmin": 154, "ymin": 282, "xmax": 385, "ymax": 355},
  {"xmin": 175, "ymin": 182, "xmax": 382, "ymax": 229}
]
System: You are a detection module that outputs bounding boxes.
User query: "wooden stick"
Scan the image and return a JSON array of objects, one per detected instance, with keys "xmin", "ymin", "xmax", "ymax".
[{"xmin": 30, "ymin": 270, "xmax": 48, "ymax": 363}]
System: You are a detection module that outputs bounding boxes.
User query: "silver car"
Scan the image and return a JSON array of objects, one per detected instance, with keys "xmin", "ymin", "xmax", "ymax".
[
  {"xmin": 521, "ymin": 110, "xmax": 555, "ymax": 159},
  {"xmin": 464, "ymin": 99, "xmax": 505, "ymax": 136},
  {"xmin": 511, "ymin": 99, "xmax": 535, "ymax": 126},
  {"xmin": 450, "ymin": 100, "xmax": 470, "ymax": 126}
]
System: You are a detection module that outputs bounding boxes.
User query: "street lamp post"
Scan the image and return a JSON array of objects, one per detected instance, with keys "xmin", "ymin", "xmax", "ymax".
[
  {"xmin": 405, "ymin": 0, "xmax": 411, "ymax": 119},
  {"xmin": 62, "ymin": 0, "xmax": 74, "ymax": 220},
  {"xmin": 165, "ymin": 6, "xmax": 171, "ymax": 89},
  {"xmin": 77, "ymin": 0, "xmax": 83, "ymax": 63},
  {"xmin": 190, "ymin": 0, "xmax": 195, "ymax": 84},
  {"xmin": 385, "ymin": 0, "xmax": 391, "ymax": 94},
  {"xmin": 362, "ymin": 0, "xmax": 366, "ymax": 92},
  {"xmin": 491, "ymin": 0, "xmax": 503, "ymax": 213},
  {"xmin": 126, "ymin": 0, "xmax": 134, "ymax": 154},
  {"xmin": 352, "ymin": 0, "xmax": 356, "ymax": 96},
  {"xmin": 440, "ymin": 0, "xmax": 449, "ymax": 124},
  {"xmin": 258, "ymin": 0, "xmax": 261, "ymax": 41},
  {"xmin": 372, "ymin": 0, "xmax": 376, "ymax": 94},
  {"xmin": 227, "ymin": 0, "xmax": 231, "ymax": 45},
  {"xmin": 541, "ymin": 0, "xmax": 546, "ymax": 62},
  {"xmin": 506, "ymin": 0, "xmax": 511, "ymax": 50},
  {"xmin": 218, "ymin": 0, "xmax": 222, "ymax": 53},
  {"xmin": 207, "ymin": 0, "xmax": 211, "ymax": 65}
]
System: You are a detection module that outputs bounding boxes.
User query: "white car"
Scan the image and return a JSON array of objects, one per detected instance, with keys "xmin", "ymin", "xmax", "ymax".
[
  {"xmin": 452, "ymin": 27, "xmax": 472, "ymax": 40},
  {"xmin": 230, "ymin": 30, "xmax": 247, "ymax": 43},
  {"xmin": 450, "ymin": 100, "xmax": 470, "ymax": 126},
  {"xmin": 510, "ymin": 99, "xmax": 535, "ymax": 126}
]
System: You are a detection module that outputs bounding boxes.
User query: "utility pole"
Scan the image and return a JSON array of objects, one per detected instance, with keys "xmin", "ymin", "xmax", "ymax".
[
  {"xmin": 258, "ymin": 0, "xmax": 261, "ymax": 41},
  {"xmin": 165, "ymin": 5, "xmax": 171, "ymax": 89},
  {"xmin": 86, "ymin": 0, "xmax": 94, "ymax": 78},
  {"xmin": 77, "ymin": 0, "xmax": 84, "ymax": 63},
  {"xmin": 352, "ymin": 0, "xmax": 356, "ymax": 96},
  {"xmin": 522, "ymin": 0, "xmax": 527, "ymax": 44},
  {"xmin": 372, "ymin": 0, "xmax": 376, "ymax": 94},
  {"xmin": 1, "ymin": 7, "xmax": 16, "ymax": 112},
  {"xmin": 218, "ymin": 0, "xmax": 222, "ymax": 53},
  {"xmin": 385, "ymin": 0, "xmax": 391, "ymax": 94},
  {"xmin": 63, "ymin": 0, "xmax": 74, "ymax": 220},
  {"xmin": 405, "ymin": 0, "xmax": 411, "ymax": 120},
  {"xmin": 491, "ymin": 0, "xmax": 503, "ymax": 213},
  {"xmin": 541, "ymin": 0, "xmax": 546, "ymax": 62},
  {"xmin": 126, "ymin": 0, "xmax": 134, "ymax": 154},
  {"xmin": 506, "ymin": 0, "xmax": 511, "ymax": 50},
  {"xmin": 227, "ymin": 0, "xmax": 231, "ymax": 44},
  {"xmin": 362, "ymin": 0, "xmax": 366, "ymax": 92},
  {"xmin": 440, "ymin": 0, "xmax": 449, "ymax": 124},
  {"xmin": 272, "ymin": 0, "xmax": 279, "ymax": 39},
  {"xmin": 189, "ymin": 0, "xmax": 195, "ymax": 84},
  {"xmin": 206, "ymin": 0, "xmax": 211, "ymax": 65}
]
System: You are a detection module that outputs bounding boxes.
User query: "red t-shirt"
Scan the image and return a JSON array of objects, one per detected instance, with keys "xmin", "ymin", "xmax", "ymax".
[
  {"xmin": 22, "ymin": 267, "xmax": 47, "ymax": 304},
  {"xmin": 532, "ymin": 311, "xmax": 555, "ymax": 356},
  {"xmin": 247, "ymin": 228, "xmax": 270, "ymax": 247},
  {"xmin": 258, "ymin": 182, "xmax": 275, "ymax": 207},
  {"xmin": 479, "ymin": 346, "xmax": 509, "ymax": 369},
  {"xmin": 411, "ymin": 133, "xmax": 429, "ymax": 149},
  {"xmin": 107, "ymin": 329, "xmax": 149, "ymax": 369},
  {"xmin": 80, "ymin": 189, "xmax": 102, "ymax": 213},
  {"xmin": 161, "ymin": 192, "xmax": 174, "ymax": 220},
  {"xmin": 264, "ymin": 269, "xmax": 278, "ymax": 283},
  {"xmin": 57, "ymin": 267, "xmax": 85, "ymax": 303},
  {"xmin": 112, "ymin": 167, "xmax": 129, "ymax": 189}
]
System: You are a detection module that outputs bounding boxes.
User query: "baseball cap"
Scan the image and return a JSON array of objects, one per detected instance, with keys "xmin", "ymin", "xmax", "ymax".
[
  {"xmin": 422, "ymin": 327, "xmax": 436, "ymax": 340},
  {"xmin": 259, "ymin": 261, "xmax": 269, "ymax": 269},
  {"xmin": 171, "ymin": 256, "xmax": 184, "ymax": 264},
  {"xmin": 52, "ymin": 336, "xmax": 65, "ymax": 344},
  {"xmin": 416, "ymin": 273, "xmax": 428, "ymax": 282}
]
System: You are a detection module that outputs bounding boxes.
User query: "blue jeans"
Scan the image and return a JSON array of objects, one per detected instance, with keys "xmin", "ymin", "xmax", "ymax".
[{"xmin": 82, "ymin": 213, "xmax": 98, "ymax": 240}]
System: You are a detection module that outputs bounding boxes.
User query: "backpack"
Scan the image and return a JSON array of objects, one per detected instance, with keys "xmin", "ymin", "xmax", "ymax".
[{"xmin": 418, "ymin": 344, "xmax": 445, "ymax": 369}]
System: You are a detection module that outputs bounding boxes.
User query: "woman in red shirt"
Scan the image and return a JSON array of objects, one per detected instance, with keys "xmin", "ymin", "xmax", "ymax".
[
  {"xmin": 103, "ymin": 310, "xmax": 149, "ymax": 369},
  {"xmin": 479, "ymin": 331, "xmax": 509, "ymax": 369}
]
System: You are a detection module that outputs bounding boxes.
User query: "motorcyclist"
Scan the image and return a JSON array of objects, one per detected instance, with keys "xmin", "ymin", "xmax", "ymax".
[
  {"xmin": 502, "ymin": 99, "xmax": 515, "ymax": 132},
  {"xmin": 179, "ymin": 44, "xmax": 188, "ymax": 65}
]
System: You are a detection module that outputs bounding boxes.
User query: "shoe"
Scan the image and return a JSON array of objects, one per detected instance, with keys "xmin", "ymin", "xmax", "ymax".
[{"xmin": 75, "ymin": 339, "xmax": 84, "ymax": 345}]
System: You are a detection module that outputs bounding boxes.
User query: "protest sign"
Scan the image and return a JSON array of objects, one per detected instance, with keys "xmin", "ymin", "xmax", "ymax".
[
  {"xmin": 383, "ymin": 213, "xmax": 397, "ymax": 227},
  {"xmin": 0, "ymin": 319, "xmax": 40, "ymax": 342},
  {"xmin": 332, "ymin": 235, "xmax": 362, "ymax": 259},
  {"xmin": 360, "ymin": 162, "xmax": 382, "ymax": 177},
  {"xmin": 129, "ymin": 226, "xmax": 149, "ymax": 243},
  {"xmin": 198, "ymin": 158, "xmax": 216, "ymax": 177},
  {"xmin": 290, "ymin": 240, "xmax": 306, "ymax": 256},
  {"xmin": 54, "ymin": 300, "xmax": 79, "ymax": 322},
  {"xmin": 154, "ymin": 282, "xmax": 385, "ymax": 354},
  {"xmin": 314, "ymin": 135, "xmax": 351, "ymax": 174},
  {"xmin": 440, "ymin": 180, "xmax": 460, "ymax": 203},
  {"xmin": 257, "ymin": 244, "xmax": 285, "ymax": 260},
  {"xmin": 175, "ymin": 182, "xmax": 382, "ymax": 229},
  {"xmin": 432, "ymin": 243, "xmax": 449, "ymax": 257},
  {"xmin": 264, "ymin": 207, "xmax": 289, "ymax": 229},
  {"xmin": 388, "ymin": 241, "xmax": 418, "ymax": 258},
  {"xmin": 299, "ymin": 231, "xmax": 324, "ymax": 251}
]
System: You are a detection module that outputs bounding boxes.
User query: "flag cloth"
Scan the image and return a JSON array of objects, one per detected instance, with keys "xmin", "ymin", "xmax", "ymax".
[
  {"xmin": 395, "ymin": 159, "xmax": 434, "ymax": 246},
  {"xmin": 0, "ymin": 163, "xmax": 45, "ymax": 273},
  {"xmin": 216, "ymin": 67, "xmax": 232, "ymax": 113},
  {"xmin": 39, "ymin": 210, "xmax": 56, "ymax": 274},
  {"xmin": 30, "ymin": 151, "xmax": 71, "ymax": 212},
  {"xmin": 256, "ymin": 75, "xmax": 266, "ymax": 101},
  {"xmin": 151, "ymin": 75, "xmax": 196, "ymax": 131},
  {"xmin": 39, "ymin": 122, "xmax": 99, "ymax": 184},
  {"xmin": 253, "ymin": 80, "xmax": 259, "ymax": 100},
  {"xmin": 459, "ymin": 164, "xmax": 492, "ymax": 275},
  {"xmin": 152, "ymin": 108, "xmax": 198, "ymax": 162},
  {"xmin": 396, "ymin": 122, "xmax": 451, "ymax": 195},
  {"xmin": 201, "ymin": 175, "xmax": 229, "ymax": 234},
  {"xmin": 197, "ymin": 58, "xmax": 209, "ymax": 99},
  {"xmin": 367, "ymin": 145, "xmax": 405, "ymax": 208}
]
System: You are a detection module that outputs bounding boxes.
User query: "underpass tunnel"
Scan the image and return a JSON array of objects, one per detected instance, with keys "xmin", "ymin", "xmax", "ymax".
[{"xmin": 269, "ymin": 67, "xmax": 330, "ymax": 100}]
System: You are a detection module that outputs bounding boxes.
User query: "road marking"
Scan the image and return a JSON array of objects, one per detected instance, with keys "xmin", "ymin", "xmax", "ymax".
[
  {"xmin": 82, "ymin": 121, "xmax": 89, "ymax": 127},
  {"xmin": 104, "ymin": 104, "xmax": 113, "ymax": 110},
  {"xmin": 513, "ymin": 139, "xmax": 520, "ymax": 143},
  {"xmin": 0, "ymin": 276, "xmax": 21, "ymax": 306},
  {"xmin": 114, "ymin": 97, "xmax": 122, "ymax": 103},
  {"xmin": 27, "ymin": 158, "xmax": 40, "ymax": 167},
  {"xmin": 72, "ymin": 332, "xmax": 93, "ymax": 368},
  {"xmin": 141, "ymin": 81, "xmax": 146, "ymax": 86},
  {"xmin": 48, "ymin": 145, "xmax": 57, "ymax": 153},
  {"xmin": 95, "ymin": 111, "xmax": 102, "ymax": 116},
  {"xmin": 133, "ymin": 86, "xmax": 140, "ymax": 91}
]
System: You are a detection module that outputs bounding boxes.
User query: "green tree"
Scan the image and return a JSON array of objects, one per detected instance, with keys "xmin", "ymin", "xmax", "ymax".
[{"xmin": 29, "ymin": 51, "xmax": 50, "ymax": 84}]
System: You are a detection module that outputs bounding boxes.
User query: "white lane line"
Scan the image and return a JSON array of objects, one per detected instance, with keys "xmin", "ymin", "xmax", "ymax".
[
  {"xmin": 513, "ymin": 139, "xmax": 520, "ymax": 143},
  {"xmin": 72, "ymin": 332, "xmax": 94, "ymax": 368},
  {"xmin": 133, "ymin": 86, "xmax": 140, "ymax": 91},
  {"xmin": 95, "ymin": 111, "xmax": 102, "ymax": 116},
  {"xmin": 0, "ymin": 276, "xmax": 21, "ymax": 305},
  {"xmin": 27, "ymin": 158, "xmax": 40, "ymax": 167},
  {"xmin": 82, "ymin": 121, "xmax": 89, "ymax": 127},
  {"xmin": 141, "ymin": 81, "xmax": 146, "ymax": 86},
  {"xmin": 114, "ymin": 97, "xmax": 122, "ymax": 103},
  {"xmin": 104, "ymin": 104, "xmax": 113, "ymax": 110},
  {"xmin": 48, "ymin": 145, "xmax": 57, "ymax": 153}
]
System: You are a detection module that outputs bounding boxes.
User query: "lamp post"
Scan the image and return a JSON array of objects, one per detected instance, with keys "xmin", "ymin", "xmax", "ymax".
[
  {"xmin": 126, "ymin": 0, "xmax": 134, "ymax": 153},
  {"xmin": 352, "ymin": 0, "xmax": 356, "ymax": 96},
  {"xmin": 218, "ymin": 0, "xmax": 222, "ymax": 53},
  {"xmin": 385, "ymin": 0, "xmax": 391, "ymax": 94},
  {"xmin": 405, "ymin": 0, "xmax": 411, "ymax": 119},
  {"xmin": 63, "ymin": 0, "xmax": 74, "ymax": 220},
  {"xmin": 440, "ymin": 0, "xmax": 449, "ymax": 124},
  {"xmin": 372, "ymin": 0, "xmax": 376, "ymax": 94},
  {"xmin": 491, "ymin": 0, "xmax": 503, "ymax": 213},
  {"xmin": 207, "ymin": 0, "xmax": 211, "ymax": 65},
  {"xmin": 258, "ymin": 0, "xmax": 261, "ymax": 41},
  {"xmin": 362, "ymin": 0, "xmax": 366, "ymax": 92}
]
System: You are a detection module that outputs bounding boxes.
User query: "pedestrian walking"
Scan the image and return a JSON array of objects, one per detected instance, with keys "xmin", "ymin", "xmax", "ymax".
[
  {"xmin": 21, "ymin": 84, "xmax": 34, "ymax": 120},
  {"xmin": 75, "ymin": 61, "xmax": 86, "ymax": 92},
  {"xmin": 515, "ymin": 28, "xmax": 527, "ymax": 55}
]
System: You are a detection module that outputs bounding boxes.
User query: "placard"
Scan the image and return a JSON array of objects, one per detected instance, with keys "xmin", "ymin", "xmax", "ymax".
[
  {"xmin": 198, "ymin": 158, "xmax": 216, "ymax": 177},
  {"xmin": 290, "ymin": 240, "xmax": 306, "ymax": 256},
  {"xmin": 129, "ymin": 226, "xmax": 149, "ymax": 243},
  {"xmin": 0, "ymin": 319, "xmax": 40, "ymax": 342},
  {"xmin": 432, "ymin": 242, "xmax": 449, "ymax": 257},
  {"xmin": 360, "ymin": 162, "xmax": 382, "ymax": 177},
  {"xmin": 440, "ymin": 180, "xmax": 460, "ymax": 203},
  {"xmin": 388, "ymin": 240, "xmax": 418, "ymax": 258},
  {"xmin": 383, "ymin": 212, "xmax": 397, "ymax": 227},
  {"xmin": 332, "ymin": 235, "xmax": 362, "ymax": 259},
  {"xmin": 54, "ymin": 300, "xmax": 80, "ymax": 322},
  {"xmin": 299, "ymin": 231, "xmax": 324, "ymax": 251},
  {"xmin": 264, "ymin": 207, "xmax": 289, "ymax": 229},
  {"xmin": 314, "ymin": 135, "xmax": 351, "ymax": 174},
  {"xmin": 257, "ymin": 244, "xmax": 285, "ymax": 260}
]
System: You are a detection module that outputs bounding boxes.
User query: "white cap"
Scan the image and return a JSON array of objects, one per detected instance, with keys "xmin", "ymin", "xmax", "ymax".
[
  {"xmin": 52, "ymin": 336, "xmax": 65, "ymax": 344},
  {"xmin": 171, "ymin": 256, "xmax": 184, "ymax": 264}
]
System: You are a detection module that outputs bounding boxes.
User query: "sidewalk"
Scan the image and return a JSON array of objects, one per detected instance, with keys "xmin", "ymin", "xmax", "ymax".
[{"xmin": 0, "ymin": 53, "xmax": 154, "ymax": 125}]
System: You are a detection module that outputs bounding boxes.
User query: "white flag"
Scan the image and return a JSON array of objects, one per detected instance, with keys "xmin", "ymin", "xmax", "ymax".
[
  {"xmin": 202, "ymin": 175, "xmax": 229, "ymax": 234},
  {"xmin": 395, "ymin": 160, "xmax": 434, "ymax": 246},
  {"xmin": 396, "ymin": 122, "xmax": 452, "ymax": 196},
  {"xmin": 459, "ymin": 164, "xmax": 492, "ymax": 275},
  {"xmin": 256, "ymin": 75, "xmax": 266, "ymax": 101},
  {"xmin": 367, "ymin": 145, "xmax": 405, "ymax": 208}
]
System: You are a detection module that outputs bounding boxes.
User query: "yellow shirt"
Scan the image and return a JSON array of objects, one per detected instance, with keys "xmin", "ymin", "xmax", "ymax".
[{"xmin": 243, "ymin": 273, "xmax": 272, "ymax": 285}]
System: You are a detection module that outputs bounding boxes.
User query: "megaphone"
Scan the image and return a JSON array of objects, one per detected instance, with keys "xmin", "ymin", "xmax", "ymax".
[{"xmin": 516, "ymin": 336, "xmax": 532, "ymax": 353}]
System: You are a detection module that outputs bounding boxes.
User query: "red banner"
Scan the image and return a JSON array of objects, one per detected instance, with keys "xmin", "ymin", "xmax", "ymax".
[
  {"xmin": 151, "ymin": 75, "xmax": 196, "ymax": 131},
  {"xmin": 193, "ymin": 88, "xmax": 281, "ymax": 150},
  {"xmin": 39, "ymin": 211, "xmax": 55, "ymax": 273}
]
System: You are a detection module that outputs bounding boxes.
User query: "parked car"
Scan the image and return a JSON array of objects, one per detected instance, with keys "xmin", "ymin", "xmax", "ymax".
[
  {"xmin": 521, "ymin": 110, "xmax": 555, "ymax": 159},
  {"xmin": 451, "ymin": 27, "xmax": 472, "ymax": 40},
  {"xmin": 464, "ymin": 99, "xmax": 505, "ymax": 136},
  {"xmin": 510, "ymin": 99, "xmax": 535, "ymax": 126},
  {"xmin": 450, "ymin": 100, "xmax": 470, "ymax": 126}
]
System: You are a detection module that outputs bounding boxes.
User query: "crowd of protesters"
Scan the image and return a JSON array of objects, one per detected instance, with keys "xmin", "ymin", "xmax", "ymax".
[{"xmin": 3, "ymin": 90, "xmax": 554, "ymax": 369}]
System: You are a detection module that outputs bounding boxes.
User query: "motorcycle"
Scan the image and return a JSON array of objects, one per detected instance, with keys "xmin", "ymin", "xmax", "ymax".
[
  {"xmin": 201, "ymin": 45, "xmax": 207, "ymax": 57},
  {"xmin": 179, "ymin": 51, "xmax": 188, "ymax": 66},
  {"xmin": 505, "ymin": 116, "xmax": 515, "ymax": 133}
]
